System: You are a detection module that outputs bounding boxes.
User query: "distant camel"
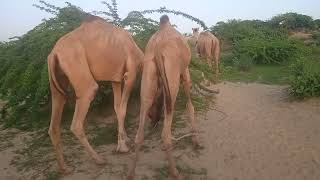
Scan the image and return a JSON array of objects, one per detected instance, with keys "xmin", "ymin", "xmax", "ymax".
[
  {"xmin": 184, "ymin": 28, "xmax": 199, "ymax": 51},
  {"xmin": 190, "ymin": 27, "xmax": 200, "ymax": 46},
  {"xmin": 196, "ymin": 31, "xmax": 221, "ymax": 76},
  {"xmin": 127, "ymin": 15, "xmax": 199, "ymax": 179},
  {"xmin": 47, "ymin": 16, "xmax": 143, "ymax": 173}
]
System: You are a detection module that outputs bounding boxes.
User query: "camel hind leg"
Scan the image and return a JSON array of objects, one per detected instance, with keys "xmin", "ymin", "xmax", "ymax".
[
  {"xmin": 58, "ymin": 50, "xmax": 105, "ymax": 165},
  {"xmin": 161, "ymin": 64, "xmax": 181, "ymax": 179},
  {"xmin": 69, "ymin": 81, "xmax": 104, "ymax": 164},
  {"xmin": 127, "ymin": 61, "xmax": 158, "ymax": 179},
  {"xmin": 48, "ymin": 83, "xmax": 70, "ymax": 173}
]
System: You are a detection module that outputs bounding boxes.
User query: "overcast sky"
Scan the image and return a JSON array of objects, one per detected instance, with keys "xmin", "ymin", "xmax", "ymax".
[{"xmin": 1, "ymin": 0, "xmax": 320, "ymax": 41}]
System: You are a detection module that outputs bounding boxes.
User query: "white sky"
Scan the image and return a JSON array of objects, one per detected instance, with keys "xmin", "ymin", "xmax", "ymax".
[{"xmin": 1, "ymin": 0, "xmax": 320, "ymax": 41}]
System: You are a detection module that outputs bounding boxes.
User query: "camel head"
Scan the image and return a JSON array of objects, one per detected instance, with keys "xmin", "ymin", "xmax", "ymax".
[
  {"xmin": 160, "ymin": 15, "xmax": 171, "ymax": 29},
  {"xmin": 192, "ymin": 28, "xmax": 200, "ymax": 37}
]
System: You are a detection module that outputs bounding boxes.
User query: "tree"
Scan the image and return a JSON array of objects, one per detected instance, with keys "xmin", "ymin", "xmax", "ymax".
[
  {"xmin": 269, "ymin": 12, "xmax": 315, "ymax": 31},
  {"xmin": 314, "ymin": 19, "xmax": 320, "ymax": 29}
]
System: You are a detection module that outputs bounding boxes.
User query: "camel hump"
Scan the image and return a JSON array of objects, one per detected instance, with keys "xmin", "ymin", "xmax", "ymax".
[{"xmin": 83, "ymin": 15, "xmax": 105, "ymax": 23}]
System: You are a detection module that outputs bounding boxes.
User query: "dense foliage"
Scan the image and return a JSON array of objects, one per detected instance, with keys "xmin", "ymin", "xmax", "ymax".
[
  {"xmin": 289, "ymin": 59, "xmax": 320, "ymax": 98},
  {"xmin": 213, "ymin": 14, "xmax": 320, "ymax": 99},
  {"xmin": 212, "ymin": 19, "xmax": 311, "ymax": 72},
  {"xmin": 233, "ymin": 37, "xmax": 310, "ymax": 64},
  {"xmin": 0, "ymin": 4, "xmax": 89, "ymax": 128},
  {"xmin": 270, "ymin": 13, "xmax": 315, "ymax": 31}
]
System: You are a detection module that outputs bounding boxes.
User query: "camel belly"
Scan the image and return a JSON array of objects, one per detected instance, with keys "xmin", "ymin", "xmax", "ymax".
[{"xmin": 86, "ymin": 48, "xmax": 126, "ymax": 82}]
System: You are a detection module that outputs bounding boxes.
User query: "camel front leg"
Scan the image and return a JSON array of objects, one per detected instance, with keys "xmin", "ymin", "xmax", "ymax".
[
  {"xmin": 112, "ymin": 82, "xmax": 129, "ymax": 142},
  {"xmin": 116, "ymin": 72, "xmax": 135, "ymax": 153},
  {"xmin": 182, "ymin": 69, "xmax": 199, "ymax": 147}
]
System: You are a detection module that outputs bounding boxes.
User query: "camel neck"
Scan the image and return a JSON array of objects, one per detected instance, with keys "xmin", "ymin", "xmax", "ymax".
[{"xmin": 160, "ymin": 22, "xmax": 171, "ymax": 30}]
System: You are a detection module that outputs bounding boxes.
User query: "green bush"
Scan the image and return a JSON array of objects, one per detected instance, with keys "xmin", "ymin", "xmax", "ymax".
[
  {"xmin": 233, "ymin": 54, "xmax": 253, "ymax": 71},
  {"xmin": 233, "ymin": 37, "xmax": 310, "ymax": 64},
  {"xmin": 270, "ymin": 12, "xmax": 315, "ymax": 31},
  {"xmin": 220, "ymin": 52, "xmax": 235, "ymax": 66},
  {"xmin": 312, "ymin": 32, "xmax": 320, "ymax": 46},
  {"xmin": 211, "ymin": 19, "xmax": 286, "ymax": 43},
  {"xmin": 289, "ymin": 59, "xmax": 320, "ymax": 98},
  {"xmin": 0, "ymin": 5, "xmax": 89, "ymax": 129}
]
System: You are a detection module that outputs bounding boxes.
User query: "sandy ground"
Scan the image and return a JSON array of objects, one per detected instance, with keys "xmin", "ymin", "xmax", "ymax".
[
  {"xmin": 1, "ymin": 82, "xmax": 320, "ymax": 180},
  {"xmin": 199, "ymin": 82, "xmax": 320, "ymax": 180}
]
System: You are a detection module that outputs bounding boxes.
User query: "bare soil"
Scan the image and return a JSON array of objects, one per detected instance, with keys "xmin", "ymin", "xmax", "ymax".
[{"xmin": 1, "ymin": 82, "xmax": 320, "ymax": 180}]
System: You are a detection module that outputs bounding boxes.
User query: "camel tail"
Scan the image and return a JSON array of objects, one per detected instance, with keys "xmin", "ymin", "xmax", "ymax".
[
  {"xmin": 48, "ymin": 53, "xmax": 66, "ymax": 96},
  {"xmin": 155, "ymin": 50, "xmax": 172, "ymax": 114}
]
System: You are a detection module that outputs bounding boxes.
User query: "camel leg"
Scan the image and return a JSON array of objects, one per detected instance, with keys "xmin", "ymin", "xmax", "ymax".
[
  {"xmin": 112, "ymin": 82, "xmax": 121, "ymax": 116},
  {"xmin": 161, "ymin": 70, "xmax": 181, "ymax": 179},
  {"xmin": 112, "ymin": 82, "xmax": 129, "ymax": 142},
  {"xmin": 48, "ymin": 86, "xmax": 70, "ymax": 173},
  {"xmin": 127, "ymin": 61, "xmax": 157, "ymax": 179},
  {"xmin": 116, "ymin": 71, "xmax": 136, "ymax": 152},
  {"xmin": 70, "ymin": 83, "xmax": 105, "ymax": 165},
  {"xmin": 181, "ymin": 69, "xmax": 199, "ymax": 147},
  {"xmin": 214, "ymin": 40, "xmax": 221, "ymax": 75}
]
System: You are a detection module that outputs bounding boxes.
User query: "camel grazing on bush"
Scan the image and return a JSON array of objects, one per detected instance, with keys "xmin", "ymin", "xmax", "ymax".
[
  {"xmin": 196, "ymin": 31, "xmax": 221, "ymax": 76},
  {"xmin": 127, "ymin": 15, "xmax": 199, "ymax": 179},
  {"xmin": 47, "ymin": 16, "xmax": 143, "ymax": 173}
]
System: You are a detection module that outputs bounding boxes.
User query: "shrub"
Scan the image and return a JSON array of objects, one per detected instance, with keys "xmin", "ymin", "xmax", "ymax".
[
  {"xmin": 211, "ymin": 19, "xmax": 286, "ymax": 43},
  {"xmin": 233, "ymin": 54, "xmax": 253, "ymax": 71},
  {"xmin": 270, "ymin": 12, "xmax": 315, "ymax": 31},
  {"xmin": 220, "ymin": 52, "xmax": 235, "ymax": 66},
  {"xmin": 233, "ymin": 37, "xmax": 310, "ymax": 64},
  {"xmin": 289, "ymin": 59, "xmax": 320, "ymax": 98},
  {"xmin": 312, "ymin": 32, "xmax": 320, "ymax": 46}
]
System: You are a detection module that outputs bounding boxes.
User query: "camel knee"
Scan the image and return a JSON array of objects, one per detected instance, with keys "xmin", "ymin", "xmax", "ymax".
[
  {"xmin": 48, "ymin": 127, "xmax": 61, "ymax": 146},
  {"xmin": 161, "ymin": 141, "xmax": 173, "ymax": 151},
  {"xmin": 48, "ymin": 127, "xmax": 58, "ymax": 136},
  {"xmin": 79, "ymin": 83, "xmax": 98, "ymax": 101},
  {"xmin": 161, "ymin": 134, "xmax": 173, "ymax": 151},
  {"xmin": 123, "ymin": 72, "xmax": 136, "ymax": 85},
  {"xmin": 186, "ymin": 102, "xmax": 194, "ymax": 111},
  {"xmin": 70, "ymin": 124, "xmax": 85, "ymax": 139}
]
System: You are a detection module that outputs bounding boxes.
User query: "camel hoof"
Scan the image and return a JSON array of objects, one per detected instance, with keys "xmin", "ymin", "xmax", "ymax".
[
  {"xmin": 94, "ymin": 157, "xmax": 106, "ymax": 165},
  {"xmin": 170, "ymin": 168, "xmax": 182, "ymax": 180},
  {"xmin": 192, "ymin": 141, "xmax": 202, "ymax": 149},
  {"xmin": 116, "ymin": 142, "xmax": 130, "ymax": 153},
  {"xmin": 124, "ymin": 135, "xmax": 131, "ymax": 142},
  {"xmin": 126, "ymin": 174, "xmax": 135, "ymax": 180},
  {"xmin": 61, "ymin": 166, "xmax": 74, "ymax": 175}
]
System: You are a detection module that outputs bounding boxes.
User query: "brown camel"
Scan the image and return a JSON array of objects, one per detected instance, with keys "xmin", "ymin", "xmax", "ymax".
[
  {"xmin": 47, "ymin": 16, "xmax": 143, "ymax": 173},
  {"xmin": 190, "ymin": 27, "xmax": 200, "ymax": 46},
  {"xmin": 127, "ymin": 15, "xmax": 199, "ymax": 179},
  {"xmin": 184, "ymin": 28, "xmax": 199, "ymax": 51},
  {"xmin": 196, "ymin": 31, "xmax": 220, "ymax": 76}
]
